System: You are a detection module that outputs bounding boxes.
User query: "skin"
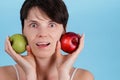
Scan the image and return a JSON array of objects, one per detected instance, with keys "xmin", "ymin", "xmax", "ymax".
[{"xmin": 0, "ymin": 7, "xmax": 94, "ymax": 80}]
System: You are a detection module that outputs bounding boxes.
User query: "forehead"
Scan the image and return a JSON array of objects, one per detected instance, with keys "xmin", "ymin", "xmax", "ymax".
[{"xmin": 27, "ymin": 7, "xmax": 51, "ymax": 21}]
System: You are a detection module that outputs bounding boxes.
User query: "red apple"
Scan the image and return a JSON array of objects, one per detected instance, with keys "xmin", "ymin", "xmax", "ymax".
[{"xmin": 60, "ymin": 32, "xmax": 80, "ymax": 53}]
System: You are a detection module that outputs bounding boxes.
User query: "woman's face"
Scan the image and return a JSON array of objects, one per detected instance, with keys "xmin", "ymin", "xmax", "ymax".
[{"xmin": 23, "ymin": 7, "xmax": 64, "ymax": 58}]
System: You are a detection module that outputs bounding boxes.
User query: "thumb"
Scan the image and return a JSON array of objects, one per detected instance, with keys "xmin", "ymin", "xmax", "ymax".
[
  {"xmin": 55, "ymin": 41, "xmax": 62, "ymax": 57},
  {"xmin": 26, "ymin": 45, "xmax": 33, "ymax": 56},
  {"xmin": 55, "ymin": 41, "xmax": 63, "ymax": 67}
]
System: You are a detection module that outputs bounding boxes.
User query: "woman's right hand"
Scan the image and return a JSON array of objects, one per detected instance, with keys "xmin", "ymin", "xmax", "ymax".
[{"xmin": 5, "ymin": 36, "xmax": 37, "ymax": 80}]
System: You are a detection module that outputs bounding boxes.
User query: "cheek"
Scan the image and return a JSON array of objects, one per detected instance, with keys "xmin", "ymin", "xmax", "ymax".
[
  {"xmin": 52, "ymin": 31, "xmax": 63, "ymax": 41},
  {"xmin": 23, "ymin": 30, "xmax": 35, "ymax": 44},
  {"xmin": 51, "ymin": 25, "xmax": 64, "ymax": 41}
]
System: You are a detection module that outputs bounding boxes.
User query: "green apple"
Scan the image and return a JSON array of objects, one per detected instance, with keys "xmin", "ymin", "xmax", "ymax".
[{"xmin": 10, "ymin": 34, "xmax": 27, "ymax": 54}]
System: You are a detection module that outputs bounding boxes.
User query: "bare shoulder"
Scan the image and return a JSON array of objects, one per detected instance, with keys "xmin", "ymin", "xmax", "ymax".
[
  {"xmin": 74, "ymin": 68, "xmax": 94, "ymax": 80},
  {"xmin": 0, "ymin": 65, "xmax": 17, "ymax": 80}
]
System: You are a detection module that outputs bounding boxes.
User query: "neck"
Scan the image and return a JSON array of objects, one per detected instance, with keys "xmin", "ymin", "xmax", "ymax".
[
  {"xmin": 35, "ymin": 55, "xmax": 58, "ymax": 80},
  {"xmin": 35, "ymin": 54, "xmax": 56, "ymax": 74}
]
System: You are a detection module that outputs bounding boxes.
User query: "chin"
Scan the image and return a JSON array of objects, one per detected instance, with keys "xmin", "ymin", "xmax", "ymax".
[{"xmin": 33, "ymin": 49, "xmax": 55, "ymax": 58}]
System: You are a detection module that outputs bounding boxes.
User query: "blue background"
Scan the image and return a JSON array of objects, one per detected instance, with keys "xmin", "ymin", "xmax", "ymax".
[{"xmin": 0, "ymin": 0, "xmax": 120, "ymax": 80}]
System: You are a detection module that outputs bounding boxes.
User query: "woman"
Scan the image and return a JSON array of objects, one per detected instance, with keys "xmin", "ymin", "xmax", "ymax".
[{"xmin": 0, "ymin": 0, "xmax": 94, "ymax": 80}]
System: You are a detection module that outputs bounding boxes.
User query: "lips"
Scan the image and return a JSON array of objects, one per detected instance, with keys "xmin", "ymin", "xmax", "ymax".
[{"xmin": 36, "ymin": 42, "xmax": 50, "ymax": 47}]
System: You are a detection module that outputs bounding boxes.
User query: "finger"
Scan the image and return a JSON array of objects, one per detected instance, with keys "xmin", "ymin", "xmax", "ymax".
[
  {"xmin": 5, "ymin": 36, "xmax": 16, "ymax": 56},
  {"xmin": 72, "ymin": 33, "xmax": 85, "ymax": 55},
  {"xmin": 5, "ymin": 36, "xmax": 9, "ymax": 53}
]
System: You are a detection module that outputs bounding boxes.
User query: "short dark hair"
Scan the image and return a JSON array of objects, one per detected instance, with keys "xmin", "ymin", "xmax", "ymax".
[{"xmin": 20, "ymin": 0, "xmax": 69, "ymax": 31}]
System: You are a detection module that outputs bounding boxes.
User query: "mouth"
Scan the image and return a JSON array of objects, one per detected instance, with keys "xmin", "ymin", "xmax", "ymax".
[{"xmin": 36, "ymin": 42, "xmax": 50, "ymax": 48}]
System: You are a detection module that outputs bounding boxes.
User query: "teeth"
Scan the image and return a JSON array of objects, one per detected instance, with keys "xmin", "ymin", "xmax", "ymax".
[
  {"xmin": 38, "ymin": 42, "xmax": 48, "ymax": 45},
  {"xmin": 36, "ymin": 42, "xmax": 50, "ymax": 46}
]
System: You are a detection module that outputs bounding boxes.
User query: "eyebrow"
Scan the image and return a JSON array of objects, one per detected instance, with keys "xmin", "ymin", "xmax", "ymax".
[
  {"xmin": 26, "ymin": 18, "xmax": 56, "ymax": 24},
  {"xmin": 26, "ymin": 19, "xmax": 37, "ymax": 23}
]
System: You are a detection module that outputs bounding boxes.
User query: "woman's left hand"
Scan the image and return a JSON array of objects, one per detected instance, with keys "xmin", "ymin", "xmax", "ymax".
[{"xmin": 55, "ymin": 34, "xmax": 85, "ymax": 80}]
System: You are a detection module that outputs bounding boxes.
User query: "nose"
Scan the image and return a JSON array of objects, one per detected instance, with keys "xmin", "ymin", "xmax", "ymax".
[{"xmin": 36, "ymin": 26, "xmax": 48, "ymax": 38}]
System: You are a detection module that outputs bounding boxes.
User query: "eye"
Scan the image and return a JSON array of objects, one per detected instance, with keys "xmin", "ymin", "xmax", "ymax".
[
  {"xmin": 30, "ymin": 23, "xmax": 38, "ymax": 28},
  {"xmin": 49, "ymin": 22, "xmax": 56, "ymax": 28}
]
